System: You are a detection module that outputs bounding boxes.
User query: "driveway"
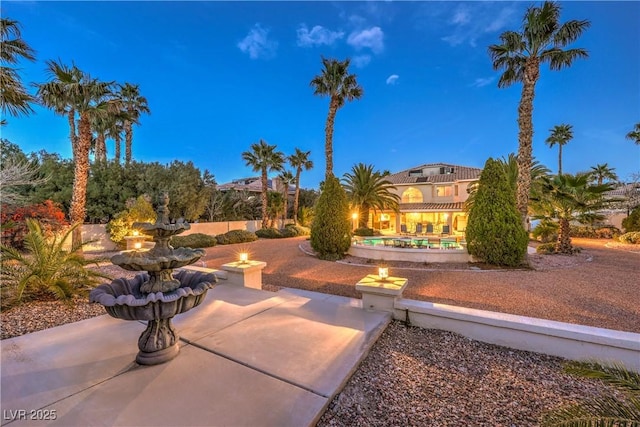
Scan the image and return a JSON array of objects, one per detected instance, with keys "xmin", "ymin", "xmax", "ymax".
[{"xmin": 200, "ymin": 237, "xmax": 640, "ymax": 333}]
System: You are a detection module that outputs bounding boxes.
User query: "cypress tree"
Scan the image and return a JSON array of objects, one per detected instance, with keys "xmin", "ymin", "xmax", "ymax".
[
  {"xmin": 310, "ymin": 176, "xmax": 351, "ymax": 260},
  {"xmin": 466, "ymin": 158, "xmax": 528, "ymax": 266}
]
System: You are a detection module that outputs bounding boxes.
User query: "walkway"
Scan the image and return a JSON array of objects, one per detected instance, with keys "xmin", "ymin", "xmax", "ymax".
[{"xmin": 1, "ymin": 285, "xmax": 389, "ymax": 427}]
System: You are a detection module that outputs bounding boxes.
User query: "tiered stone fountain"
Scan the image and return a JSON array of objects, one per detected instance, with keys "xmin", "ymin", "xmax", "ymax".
[{"xmin": 90, "ymin": 191, "xmax": 217, "ymax": 365}]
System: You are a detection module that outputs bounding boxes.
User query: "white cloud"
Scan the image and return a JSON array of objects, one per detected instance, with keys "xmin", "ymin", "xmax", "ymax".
[
  {"xmin": 451, "ymin": 8, "xmax": 470, "ymax": 25},
  {"xmin": 296, "ymin": 24, "xmax": 344, "ymax": 47},
  {"xmin": 440, "ymin": 3, "xmax": 518, "ymax": 47},
  {"xmin": 386, "ymin": 74, "xmax": 399, "ymax": 85},
  {"xmin": 347, "ymin": 26, "xmax": 384, "ymax": 54},
  {"xmin": 237, "ymin": 24, "xmax": 278, "ymax": 59},
  {"xmin": 352, "ymin": 55, "xmax": 372, "ymax": 68},
  {"xmin": 471, "ymin": 77, "xmax": 494, "ymax": 88}
]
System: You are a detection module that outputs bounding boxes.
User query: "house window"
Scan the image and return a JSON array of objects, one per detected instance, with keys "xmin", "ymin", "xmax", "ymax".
[
  {"xmin": 401, "ymin": 187, "xmax": 423, "ymax": 203},
  {"xmin": 436, "ymin": 186, "xmax": 452, "ymax": 197}
]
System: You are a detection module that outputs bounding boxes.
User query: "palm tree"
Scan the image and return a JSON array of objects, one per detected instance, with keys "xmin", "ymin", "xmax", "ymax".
[
  {"xmin": 242, "ymin": 140, "xmax": 285, "ymax": 229},
  {"xmin": 36, "ymin": 60, "xmax": 84, "ymax": 156},
  {"xmin": 545, "ymin": 123, "xmax": 573, "ymax": 175},
  {"xmin": 118, "ymin": 83, "xmax": 150, "ymax": 164},
  {"xmin": 36, "ymin": 62, "xmax": 119, "ymax": 247},
  {"xmin": 278, "ymin": 170, "xmax": 295, "ymax": 226},
  {"xmin": 542, "ymin": 361, "xmax": 640, "ymax": 426},
  {"xmin": 0, "ymin": 17, "xmax": 36, "ymax": 124},
  {"xmin": 530, "ymin": 173, "xmax": 613, "ymax": 254},
  {"xmin": 342, "ymin": 163, "xmax": 400, "ymax": 228},
  {"xmin": 488, "ymin": 1, "xmax": 590, "ymax": 224},
  {"xmin": 626, "ymin": 122, "xmax": 640, "ymax": 145},
  {"xmin": 310, "ymin": 57, "xmax": 363, "ymax": 179},
  {"xmin": 288, "ymin": 148, "xmax": 313, "ymax": 224},
  {"xmin": 589, "ymin": 163, "xmax": 618, "ymax": 186}
]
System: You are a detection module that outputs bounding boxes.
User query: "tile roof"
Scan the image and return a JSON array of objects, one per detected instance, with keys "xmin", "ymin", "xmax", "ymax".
[
  {"xmin": 386, "ymin": 163, "xmax": 482, "ymax": 185},
  {"xmin": 399, "ymin": 202, "xmax": 465, "ymax": 211}
]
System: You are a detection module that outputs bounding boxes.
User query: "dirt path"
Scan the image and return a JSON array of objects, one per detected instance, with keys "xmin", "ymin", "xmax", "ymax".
[{"xmin": 200, "ymin": 237, "xmax": 640, "ymax": 333}]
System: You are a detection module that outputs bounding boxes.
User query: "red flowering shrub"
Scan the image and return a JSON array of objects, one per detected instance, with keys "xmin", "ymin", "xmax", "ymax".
[{"xmin": 1, "ymin": 200, "xmax": 68, "ymax": 249}]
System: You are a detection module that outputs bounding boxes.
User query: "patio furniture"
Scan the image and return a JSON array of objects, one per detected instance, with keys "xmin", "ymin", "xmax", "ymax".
[
  {"xmin": 415, "ymin": 224, "xmax": 423, "ymax": 235},
  {"xmin": 426, "ymin": 224, "xmax": 434, "ymax": 234},
  {"xmin": 440, "ymin": 238, "xmax": 457, "ymax": 249},
  {"xmin": 400, "ymin": 224, "xmax": 408, "ymax": 235},
  {"xmin": 415, "ymin": 239, "xmax": 428, "ymax": 249},
  {"xmin": 441, "ymin": 225, "xmax": 450, "ymax": 236},
  {"xmin": 383, "ymin": 238, "xmax": 394, "ymax": 247}
]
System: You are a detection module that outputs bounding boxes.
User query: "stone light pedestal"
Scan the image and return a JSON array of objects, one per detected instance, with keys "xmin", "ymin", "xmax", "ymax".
[
  {"xmin": 221, "ymin": 260, "xmax": 267, "ymax": 289},
  {"xmin": 356, "ymin": 274, "xmax": 408, "ymax": 313}
]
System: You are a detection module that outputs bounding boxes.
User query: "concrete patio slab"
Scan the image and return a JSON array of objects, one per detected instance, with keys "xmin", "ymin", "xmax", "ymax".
[
  {"xmin": 195, "ymin": 293, "xmax": 391, "ymax": 397},
  {"xmin": 6, "ymin": 345, "xmax": 327, "ymax": 427},
  {"xmin": 1, "ymin": 285, "xmax": 390, "ymax": 427}
]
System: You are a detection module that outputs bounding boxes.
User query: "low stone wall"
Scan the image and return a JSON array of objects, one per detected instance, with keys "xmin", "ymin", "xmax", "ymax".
[
  {"xmin": 392, "ymin": 299, "xmax": 640, "ymax": 372},
  {"xmin": 349, "ymin": 244, "xmax": 472, "ymax": 263}
]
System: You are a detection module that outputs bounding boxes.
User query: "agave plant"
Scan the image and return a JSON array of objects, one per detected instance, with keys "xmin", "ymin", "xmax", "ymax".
[
  {"xmin": 541, "ymin": 361, "xmax": 640, "ymax": 427},
  {"xmin": 1, "ymin": 219, "xmax": 110, "ymax": 308}
]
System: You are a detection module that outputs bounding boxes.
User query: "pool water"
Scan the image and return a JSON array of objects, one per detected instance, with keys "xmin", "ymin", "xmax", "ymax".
[{"xmin": 356, "ymin": 237, "xmax": 463, "ymax": 250}]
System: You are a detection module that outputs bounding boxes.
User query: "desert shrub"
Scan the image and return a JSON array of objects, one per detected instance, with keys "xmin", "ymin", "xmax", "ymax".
[
  {"xmin": 1, "ymin": 220, "xmax": 110, "ymax": 309},
  {"xmin": 465, "ymin": 158, "xmax": 528, "ymax": 266},
  {"xmin": 311, "ymin": 176, "xmax": 351, "ymax": 261},
  {"xmin": 298, "ymin": 206, "xmax": 314, "ymax": 227},
  {"xmin": 618, "ymin": 231, "xmax": 640, "ymax": 244},
  {"xmin": 622, "ymin": 206, "xmax": 640, "ymax": 232},
  {"xmin": 354, "ymin": 227, "xmax": 375, "ymax": 236},
  {"xmin": 279, "ymin": 227, "xmax": 298, "ymax": 238},
  {"xmin": 106, "ymin": 195, "xmax": 155, "ymax": 247},
  {"xmin": 1, "ymin": 200, "xmax": 68, "ymax": 249},
  {"xmin": 215, "ymin": 229, "xmax": 257, "ymax": 245},
  {"xmin": 569, "ymin": 225, "xmax": 621, "ymax": 239},
  {"xmin": 594, "ymin": 226, "xmax": 620, "ymax": 239},
  {"xmin": 531, "ymin": 221, "xmax": 558, "ymax": 243},
  {"xmin": 536, "ymin": 242, "xmax": 557, "ymax": 254},
  {"xmin": 255, "ymin": 228, "xmax": 283, "ymax": 238},
  {"xmin": 171, "ymin": 233, "xmax": 217, "ymax": 248}
]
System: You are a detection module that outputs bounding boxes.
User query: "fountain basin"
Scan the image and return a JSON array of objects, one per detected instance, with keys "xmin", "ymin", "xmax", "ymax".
[
  {"xmin": 110, "ymin": 247, "xmax": 205, "ymax": 273},
  {"xmin": 90, "ymin": 270, "xmax": 216, "ymax": 365}
]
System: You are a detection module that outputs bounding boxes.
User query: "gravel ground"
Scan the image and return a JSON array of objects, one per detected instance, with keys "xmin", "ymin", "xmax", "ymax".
[{"xmin": 1, "ymin": 237, "xmax": 636, "ymax": 426}]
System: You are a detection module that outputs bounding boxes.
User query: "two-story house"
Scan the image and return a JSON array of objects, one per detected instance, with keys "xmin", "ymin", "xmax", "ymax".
[{"xmin": 374, "ymin": 163, "xmax": 482, "ymax": 236}]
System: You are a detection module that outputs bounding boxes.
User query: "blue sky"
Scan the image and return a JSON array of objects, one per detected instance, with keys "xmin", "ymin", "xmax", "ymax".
[{"xmin": 2, "ymin": 1, "xmax": 639, "ymax": 189}]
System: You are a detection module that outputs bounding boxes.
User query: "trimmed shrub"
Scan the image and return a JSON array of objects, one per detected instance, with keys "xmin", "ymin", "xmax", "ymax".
[
  {"xmin": 215, "ymin": 229, "xmax": 257, "ymax": 245},
  {"xmin": 465, "ymin": 158, "xmax": 528, "ymax": 266},
  {"xmin": 285, "ymin": 223, "xmax": 311, "ymax": 236},
  {"xmin": 536, "ymin": 242, "xmax": 557, "ymax": 254},
  {"xmin": 106, "ymin": 195, "xmax": 155, "ymax": 248},
  {"xmin": 171, "ymin": 233, "xmax": 217, "ymax": 249},
  {"xmin": 618, "ymin": 231, "xmax": 640, "ymax": 244},
  {"xmin": 256, "ymin": 228, "xmax": 283, "ymax": 238},
  {"xmin": 622, "ymin": 207, "xmax": 640, "ymax": 232},
  {"xmin": 354, "ymin": 227, "xmax": 375, "ymax": 236},
  {"xmin": 311, "ymin": 176, "xmax": 351, "ymax": 261}
]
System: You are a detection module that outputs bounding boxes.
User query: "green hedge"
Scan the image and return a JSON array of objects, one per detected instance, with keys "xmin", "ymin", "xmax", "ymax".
[
  {"xmin": 256, "ymin": 228, "xmax": 283, "ymax": 238},
  {"xmin": 354, "ymin": 227, "xmax": 375, "ymax": 236},
  {"xmin": 255, "ymin": 224, "xmax": 310, "ymax": 239},
  {"xmin": 170, "ymin": 233, "xmax": 217, "ymax": 248},
  {"xmin": 215, "ymin": 229, "xmax": 258, "ymax": 245}
]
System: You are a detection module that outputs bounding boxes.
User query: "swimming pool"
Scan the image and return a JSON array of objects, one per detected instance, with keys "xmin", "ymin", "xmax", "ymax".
[{"xmin": 350, "ymin": 236, "xmax": 470, "ymax": 263}]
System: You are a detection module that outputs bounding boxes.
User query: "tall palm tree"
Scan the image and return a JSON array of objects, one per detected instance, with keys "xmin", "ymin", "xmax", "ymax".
[
  {"xmin": 342, "ymin": 163, "xmax": 400, "ymax": 228},
  {"xmin": 0, "ymin": 18, "xmax": 36, "ymax": 124},
  {"xmin": 310, "ymin": 57, "xmax": 363, "ymax": 179},
  {"xmin": 531, "ymin": 173, "xmax": 613, "ymax": 254},
  {"xmin": 36, "ymin": 60, "xmax": 84, "ymax": 155},
  {"xmin": 626, "ymin": 122, "xmax": 640, "ymax": 145},
  {"xmin": 118, "ymin": 83, "xmax": 150, "ymax": 164},
  {"xmin": 288, "ymin": 148, "xmax": 313, "ymax": 224},
  {"xmin": 278, "ymin": 170, "xmax": 295, "ymax": 225},
  {"xmin": 545, "ymin": 123, "xmax": 573, "ymax": 175},
  {"xmin": 589, "ymin": 163, "xmax": 618, "ymax": 186},
  {"xmin": 37, "ymin": 63, "xmax": 119, "ymax": 247},
  {"xmin": 242, "ymin": 140, "xmax": 285, "ymax": 229},
  {"xmin": 488, "ymin": 1, "xmax": 590, "ymax": 224}
]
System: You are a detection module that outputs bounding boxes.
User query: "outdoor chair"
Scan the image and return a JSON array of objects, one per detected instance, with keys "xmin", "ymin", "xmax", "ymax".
[
  {"xmin": 441, "ymin": 225, "xmax": 450, "ymax": 235},
  {"xmin": 400, "ymin": 224, "xmax": 408, "ymax": 235},
  {"xmin": 415, "ymin": 224, "xmax": 423, "ymax": 235},
  {"xmin": 426, "ymin": 224, "xmax": 434, "ymax": 234},
  {"xmin": 393, "ymin": 239, "xmax": 404, "ymax": 248},
  {"xmin": 383, "ymin": 238, "xmax": 394, "ymax": 247},
  {"xmin": 415, "ymin": 239, "xmax": 427, "ymax": 249}
]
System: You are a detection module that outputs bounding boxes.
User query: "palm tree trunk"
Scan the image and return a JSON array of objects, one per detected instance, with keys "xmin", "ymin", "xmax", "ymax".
[
  {"xmin": 70, "ymin": 112, "xmax": 92, "ymax": 250},
  {"xmin": 324, "ymin": 98, "xmax": 339, "ymax": 179},
  {"xmin": 282, "ymin": 188, "xmax": 288, "ymax": 225},
  {"xmin": 68, "ymin": 110, "xmax": 77, "ymax": 159},
  {"xmin": 96, "ymin": 133, "xmax": 106, "ymax": 162},
  {"xmin": 555, "ymin": 218, "xmax": 573, "ymax": 254},
  {"xmin": 261, "ymin": 170, "xmax": 268, "ymax": 229},
  {"xmin": 516, "ymin": 58, "xmax": 540, "ymax": 227},
  {"xmin": 293, "ymin": 169, "xmax": 301, "ymax": 225},
  {"xmin": 125, "ymin": 120, "xmax": 133, "ymax": 164},
  {"xmin": 558, "ymin": 145, "xmax": 563, "ymax": 175},
  {"xmin": 359, "ymin": 207, "xmax": 369, "ymax": 228}
]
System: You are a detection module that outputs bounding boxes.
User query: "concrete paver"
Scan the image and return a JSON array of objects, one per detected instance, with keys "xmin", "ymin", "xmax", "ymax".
[{"xmin": 1, "ymin": 284, "xmax": 390, "ymax": 427}]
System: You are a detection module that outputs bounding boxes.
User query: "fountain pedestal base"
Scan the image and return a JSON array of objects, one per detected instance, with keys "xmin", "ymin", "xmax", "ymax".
[{"xmin": 136, "ymin": 343, "xmax": 180, "ymax": 365}]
